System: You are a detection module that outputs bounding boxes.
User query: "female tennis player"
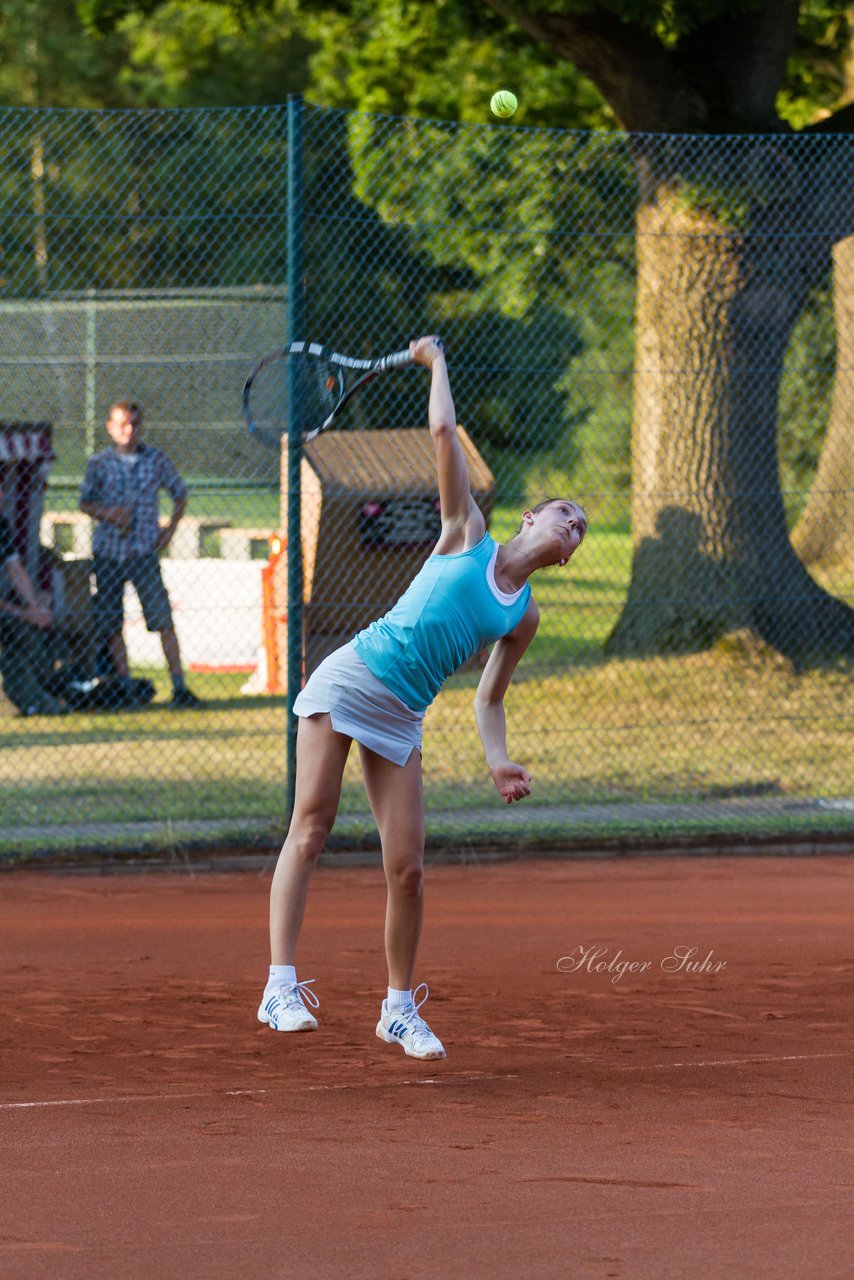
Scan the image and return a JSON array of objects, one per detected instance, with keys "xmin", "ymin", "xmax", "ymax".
[{"xmin": 258, "ymin": 335, "xmax": 586, "ymax": 1059}]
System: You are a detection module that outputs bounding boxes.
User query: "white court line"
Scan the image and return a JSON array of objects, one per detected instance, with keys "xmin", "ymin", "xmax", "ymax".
[
  {"xmin": 0, "ymin": 1074, "xmax": 518, "ymax": 1111},
  {"xmin": 1, "ymin": 1053, "xmax": 849, "ymax": 1111},
  {"xmin": 0, "ymin": 1089, "xmax": 264, "ymax": 1111},
  {"xmin": 610, "ymin": 1050, "xmax": 853, "ymax": 1072}
]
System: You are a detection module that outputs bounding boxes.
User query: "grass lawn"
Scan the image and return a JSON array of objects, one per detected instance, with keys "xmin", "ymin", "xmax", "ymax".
[{"xmin": 1, "ymin": 504, "xmax": 851, "ymax": 860}]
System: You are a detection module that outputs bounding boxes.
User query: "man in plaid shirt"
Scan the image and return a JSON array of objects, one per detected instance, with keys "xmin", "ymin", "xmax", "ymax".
[{"xmin": 80, "ymin": 401, "xmax": 201, "ymax": 708}]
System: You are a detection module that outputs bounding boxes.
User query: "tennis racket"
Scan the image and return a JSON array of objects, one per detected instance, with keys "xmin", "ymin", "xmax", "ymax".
[{"xmin": 242, "ymin": 340, "xmax": 429, "ymax": 448}]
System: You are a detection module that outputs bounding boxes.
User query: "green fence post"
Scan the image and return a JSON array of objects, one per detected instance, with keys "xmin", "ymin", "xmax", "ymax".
[
  {"xmin": 84, "ymin": 289, "xmax": 97, "ymax": 460},
  {"xmin": 286, "ymin": 95, "xmax": 305, "ymax": 822}
]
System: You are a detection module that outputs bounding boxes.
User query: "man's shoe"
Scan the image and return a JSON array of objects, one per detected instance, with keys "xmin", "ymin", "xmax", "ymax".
[
  {"xmin": 257, "ymin": 980, "xmax": 319, "ymax": 1032},
  {"xmin": 171, "ymin": 686, "xmax": 203, "ymax": 709},
  {"xmin": 376, "ymin": 983, "xmax": 446, "ymax": 1060}
]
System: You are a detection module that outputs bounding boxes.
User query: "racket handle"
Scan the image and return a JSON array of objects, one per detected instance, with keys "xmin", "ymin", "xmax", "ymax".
[
  {"xmin": 374, "ymin": 337, "xmax": 444, "ymax": 373},
  {"xmin": 374, "ymin": 348, "xmax": 415, "ymax": 373}
]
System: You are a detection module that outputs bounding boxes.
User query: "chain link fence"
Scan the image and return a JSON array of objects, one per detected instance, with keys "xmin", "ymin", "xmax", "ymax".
[{"xmin": 0, "ymin": 100, "xmax": 851, "ymax": 860}]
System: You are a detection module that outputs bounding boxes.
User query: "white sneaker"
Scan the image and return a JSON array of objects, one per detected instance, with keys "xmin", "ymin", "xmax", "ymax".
[
  {"xmin": 257, "ymin": 979, "xmax": 319, "ymax": 1032},
  {"xmin": 376, "ymin": 983, "xmax": 446, "ymax": 1060}
]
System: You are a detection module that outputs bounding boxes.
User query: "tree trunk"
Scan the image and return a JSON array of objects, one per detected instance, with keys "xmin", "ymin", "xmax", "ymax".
[
  {"xmin": 791, "ymin": 235, "xmax": 854, "ymax": 575},
  {"xmin": 607, "ymin": 174, "xmax": 854, "ymax": 664},
  {"xmin": 31, "ymin": 131, "xmax": 49, "ymax": 291}
]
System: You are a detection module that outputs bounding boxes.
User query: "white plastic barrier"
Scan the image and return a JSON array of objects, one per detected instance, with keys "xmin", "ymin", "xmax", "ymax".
[{"xmin": 123, "ymin": 559, "xmax": 263, "ymax": 672}]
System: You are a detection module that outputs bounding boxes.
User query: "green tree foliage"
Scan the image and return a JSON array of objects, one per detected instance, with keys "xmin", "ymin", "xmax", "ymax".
[
  {"xmin": 116, "ymin": 0, "xmax": 312, "ymax": 107},
  {"xmin": 336, "ymin": 106, "xmax": 633, "ymax": 489},
  {"xmin": 55, "ymin": 0, "xmax": 854, "ymax": 544},
  {"xmin": 0, "ymin": 0, "xmax": 132, "ymax": 107},
  {"xmin": 71, "ymin": 0, "xmax": 624, "ymax": 492},
  {"xmin": 302, "ymin": 0, "xmax": 614, "ymax": 128},
  {"xmin": 0, "ymin": 2, "xmax": 312, "ymax": 297},
  {"xmin": 273, "ymin": 0, "xmax": 854, "ymax": 512},
  {"xmin": 0, "ymin": 105, "xmax": 291, "ymax": 295},
  {"xmin": 0, "ymin": 0, "xmax": 310, "ymax": 111},
  {"xmin": 775, "ymin": 4, "xmax": 853, "ymax": 519},
  {"xmin": 779, "ymin": 0, "xmax": 854, "ymax": 125}
]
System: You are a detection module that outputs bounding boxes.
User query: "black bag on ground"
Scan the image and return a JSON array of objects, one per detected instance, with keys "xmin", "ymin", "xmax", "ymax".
[{"xmin": 65, "ymin": 674, "xmax": 156, "ymax": 711}]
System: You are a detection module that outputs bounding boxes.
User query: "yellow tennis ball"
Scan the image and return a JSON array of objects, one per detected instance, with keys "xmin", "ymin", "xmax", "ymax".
[{"xmin": 490, "ymin": 90, "xmax": 518, "ymax": 119}]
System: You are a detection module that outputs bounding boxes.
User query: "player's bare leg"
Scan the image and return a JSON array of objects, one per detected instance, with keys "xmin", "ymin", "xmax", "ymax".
[
  {"xmin": 259, "ymin": 713, "xmax": 351, "ymax": 1032},
  {"xmin": 358, "ymin": 743, "xmax": 425, "ymax": 988},
  {"xmin": 270, "ymin": 713, "xmax": 351, "ymax": 963},
  {"xmin": 359, "ymin": 744, "xmax": 445, "ymax": 1060}
]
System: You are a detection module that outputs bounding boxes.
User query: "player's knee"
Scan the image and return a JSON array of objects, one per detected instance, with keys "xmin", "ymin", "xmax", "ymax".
[
  {"xmin": 389, "ymin": 860, "xmax": 424, "ymax": 899},
  {"xmin": 290, "ymin": 817, "xmax": 332, "ymax": 864}
]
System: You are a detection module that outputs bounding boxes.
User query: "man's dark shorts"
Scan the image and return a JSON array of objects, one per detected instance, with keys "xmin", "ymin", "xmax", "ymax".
[{"xmin": 93, "ymin": 554, "xmax": 173, "ymax": 637}]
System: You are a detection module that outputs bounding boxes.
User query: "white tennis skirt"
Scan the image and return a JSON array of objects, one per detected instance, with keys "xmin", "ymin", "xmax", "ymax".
[{"xmin": 293, "ymin": 642, "xmax": 423, "ymax": 767}]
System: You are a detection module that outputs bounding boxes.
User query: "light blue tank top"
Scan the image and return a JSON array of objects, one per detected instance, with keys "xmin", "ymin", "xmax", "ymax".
[{"xmin": 352, "ymin": 533, "xmax": 532, "ymax": 712}]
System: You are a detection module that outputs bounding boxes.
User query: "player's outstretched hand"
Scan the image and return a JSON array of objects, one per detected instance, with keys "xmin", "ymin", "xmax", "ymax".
[
  {"xmin": 409, "ymin": 335, "xmax": 445, "ymax": 368},
  {"xmin": 491, "ymin": 761, "xmax": 533, "ymax": 805}
]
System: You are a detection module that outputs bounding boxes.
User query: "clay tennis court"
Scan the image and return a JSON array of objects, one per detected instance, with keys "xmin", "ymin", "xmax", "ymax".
[{"xmin": 2, "ymin": 852, "xmax": 852, "ymax": 1279}]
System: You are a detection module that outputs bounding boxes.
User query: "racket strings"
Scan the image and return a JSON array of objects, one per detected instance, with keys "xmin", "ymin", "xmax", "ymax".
[{"xmin": 249, "ymin": 354, "xmax": 343, "ymax": 439}]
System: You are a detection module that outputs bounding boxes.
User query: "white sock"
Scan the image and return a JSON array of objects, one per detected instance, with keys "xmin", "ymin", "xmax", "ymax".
[
  {"xmin": 269, "ymin": 964, "xmax": 297, "ymax": 988},
  {"xmin": 387, "ymin": 986, "xmax": 413, "ymax": 1013}
]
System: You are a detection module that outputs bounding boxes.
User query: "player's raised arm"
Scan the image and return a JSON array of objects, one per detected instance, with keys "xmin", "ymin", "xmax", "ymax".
[{"xmin": 409, "ymin": 336, "xmax": 485, "ymax": 553}]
